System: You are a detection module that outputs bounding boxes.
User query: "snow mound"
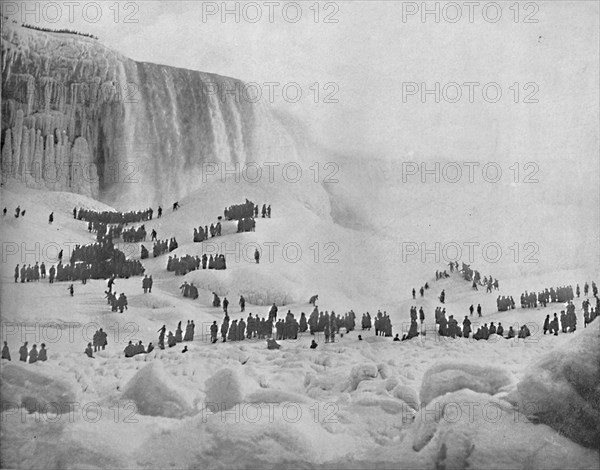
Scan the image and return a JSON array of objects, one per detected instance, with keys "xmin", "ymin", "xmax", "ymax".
[
  {"xmin": 391, "ymin": 384, "xmax": 420, "ymax": 410},
  {"xmin": 409, "ymin": 389, "xmax": 600, "ymax": 470},
  {"xmin": 420, "ymin": 362, "xmax": 512, "ymax": 406},
  {"xmin": 1, "ymin": 363, "xmax": 77, "ymax": 414},
  {"xmin": 204, "ymin": 368, "xmax": 243, "ymax": 411},
  {"xmin": 347, "ymin": 363, "xmax": 379, "ymax": 391},
  {"xmin": 304, "ymin": 372, "xmax": 348, "ymax": 399},
  {"xmin": 516, "ymin": 321, "xmax": 600, "ymax": 448},
  {"xmin": 122, "ymin": 361, "xmax": 195, "ymax": 418}
]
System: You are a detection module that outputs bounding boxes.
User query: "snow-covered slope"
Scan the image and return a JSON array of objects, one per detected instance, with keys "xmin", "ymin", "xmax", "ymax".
[{"xmin": 1, "ymin": 179, "xmax": 598, "ymax": 469}]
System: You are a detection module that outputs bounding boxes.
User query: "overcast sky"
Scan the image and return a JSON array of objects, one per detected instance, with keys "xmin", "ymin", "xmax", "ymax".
[{"xmin": 4, "ymin": 1, "xmax": 599, "ymax": 168}]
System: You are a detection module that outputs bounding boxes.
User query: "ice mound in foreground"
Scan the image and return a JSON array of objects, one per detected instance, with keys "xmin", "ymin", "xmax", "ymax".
[
  {"xmin": 122, "ymin": 361, "xmax": 195, "ymax": 418},
  {"xmin": 204, "ymin": 368, "xmax": 244, "ymax": 411},
  {"xmin": 1, "ymin": 362, "xmax": 77, "ymax": 414},
  {"xmin": 516, "ymin": 321, "xmax": 600, "ymax": 448},
  {"xmin": 408, "ymin": 389, "xmax": 599, "ymax": 470},
  {"xmin": 419, "ymin": 362, "xmax": 513, "ymax": 406}
]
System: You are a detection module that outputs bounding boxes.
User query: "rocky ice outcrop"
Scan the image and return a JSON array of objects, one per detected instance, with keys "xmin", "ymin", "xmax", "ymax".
[
  {"xmin": 419, "ymin": 362, "xmax": 513, "ymax": 406},
  {"xmin": 121, "ymin": 361, "xmax": 195, "ymax": 418},
  {"xmin": 1, "ymin": 362, "xmax": 78, "ymax": 415},
  {"xmin": 1, "ymin": 22, "xmax": 301, "ymax": 206},
  {"xmin": 516, "ymin": 321, "xmax": 600, "ymax": 448}
]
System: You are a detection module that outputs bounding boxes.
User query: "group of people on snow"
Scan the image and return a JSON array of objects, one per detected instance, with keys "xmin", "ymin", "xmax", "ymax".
[
  {"xmin": 497, "ymin": 295, "xmax": 516, "ymax": 311},
  {"xmin": 74, "ymin": 207, "xmax": 157, "ymax": 224},
  {"xmin": 142, "ymin": 275, "xmax": 154, "ymax": 293},
  {"xmin": 168, "ymin": 253, "xmax": 227, "ymax": 275},
  {"xmin": 223, "ymin": 199, "xmax": 270, "ymax": 221},
  {"xmin": 156, "ymin": 321, "xmax": 195, "ymax": 349},
  {"xmin": 4, "ymin": 206, "xmax": 26, "ymax": 218},
  {"xmin": 104, "ymin": 290, "xmax": 129, "ymax": 312},
  {"xmin": 2, "ymin": 342, "xmax": 48, "ymax": 362},
  {"xmin": 193, "ymin": 222, "xmax": 221, "ymax": 242},
  {"xmin": 180, "ymin": 281, "xmax": 199, "ymax": 299}
]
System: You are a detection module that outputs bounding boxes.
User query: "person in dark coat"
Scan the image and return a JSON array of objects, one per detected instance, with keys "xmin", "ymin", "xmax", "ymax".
[
  {"xmin": 239, "ymin": 295, "xmax": 245, "ymax": 312},
  {"xmin": 310, "ymin": 340, "xmax": 318, "ymax": 349},
  {"xmin": 49, "ymin": 212, "xmax": 54, "ymax": 224},
  {"xmin": 175, "ymin": 321, "xmax": 183, "ymax": 342},
  {"xmin": 124, "ymin": 341, "xmax": 135, "ymax": 357},
  {"xmin": 210, "ymin": 321, "xmax": 218, "ymax": 343},
  {"xmin": 28, "ymin": 345, "xmax": 38, "ymax": 363},
  {"xmin": 543, "ymin": 315, "xmax": 550, "ymax": 334},
  {"xmin": 183, "ymin": 321, "xmax": 192, "ymax": 341},
  {"xmin": 19, "ymin": 342, "xmax": 28, "ymax": 362},
  {"xmin": 147, "ymin": 343, "xmax": 154, "ymax": 353},
  {"xmin": 85, "ymin": 343, "xmax": 94, "ymax": 358},
  {"xmin": 2, "ymin": 341, "xmax": 11, "ymax": 360},
  {"xmin": 254, "ymin": 248, "xmax": 260, "ymax": 264},
  {"xmin": 168, "ymin": 331, "xmax": 176, "ymax": 347},
  {"xmin": 38, "ymin": 344, "xmax": 47, "ymax": 361},
  {"xmin": 221, "ymin": 315, "xmax": 229, "ymax": 342},
  {"xmin": 158, "ymin": 325, "xmax": 166, "ymax": 349},
  {"xmin": 223, "ymin": 297, "xmax": 229, "ymax": 314}
]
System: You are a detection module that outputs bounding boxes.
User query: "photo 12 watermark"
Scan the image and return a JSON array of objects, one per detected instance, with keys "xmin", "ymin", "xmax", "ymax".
[
  {"xmin": 1, "ymin": 321, "xmax": 141, "ymax": 345},
  {"xmin": 398, "ymin": 241, "xmax": 540, "ymax": 264},
  {"xmin": 399, "ymin": 161, "xmax": 540, "ymax": 184},
  {"xmin": 201, "ymin": 161, "xmax": 340, "ymax": 184},
  {"xmin": 1, "ymin": 1, "xmax": 140, "ymax": 24},
  {"xmin": 402, "ymin": 82, "xmax": 540, "ymax": 104},
  {"xmin": 200, "ymin": 1, "xmax": 340, "ymax": 24},
  {"xmin": 400, "ymin": 2, "xmax": 540, "ymax": 24},
  {"xmin": 200, "ymin": 401, "xmax": 339, "ymax": 424},
  {"xmin": 1, "ymin": 401, "xmax": 139, "ymax": 424}
]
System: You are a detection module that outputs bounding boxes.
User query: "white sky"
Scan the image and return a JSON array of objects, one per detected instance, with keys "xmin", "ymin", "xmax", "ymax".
[{"xmin": 3, "ymin": 1, "xmax": 599, "ymax": 168}]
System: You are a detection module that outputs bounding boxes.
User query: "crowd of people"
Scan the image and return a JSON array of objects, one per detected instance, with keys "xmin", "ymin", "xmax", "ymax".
[
  {"xmin": 146, "ymin": 238, "xmax": 178, "ymax": 258},
  {"xmin": 123, "ymin": 340, "xmax": 154, "ymax": 357},
  {"xmin": 121, "ymin": 225, "xmax": 148, "ymax": 243},
  {"xmin": 193, "ymin": 222, "xmax": 222, "ymax": 242},
  {"xmin": 70, "ymin": 241, "xmax": 145, "ymax": 279},
  {"xmin": 521, "ymin": 285, "xmax": 574, "ymax": 308},
  {"xmin": 166, "ymin": 252, "xmax": 226, "ymax": 274},
  {"xmin": 236, "ymin": 218, "xmax": 256, "ymax": 233},
  {"xmin": 217, "ymin": 313, "xmax": 275, "ymax": 342},
  {"xmin": 104, "ymin": 290, "xmax": 129, "ymax": 312},
  {"xmin": 74, "ymin": 207, "xmax": 157, "ymax": 224},
  {"xmin": 13, "ymin": 244, "xmax": 143, "ymax": 285},
  {"xmin": 497, "ymin": 295, "xmax": 516, "ymax": 311}
]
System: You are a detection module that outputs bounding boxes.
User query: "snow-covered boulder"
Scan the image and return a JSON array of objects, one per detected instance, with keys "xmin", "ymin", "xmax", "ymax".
[
  {"xmin": 391, "ymin": 384, "xmax": 420, "ymax": 410},
  {"xmin": 347, "ymin": 363, "xmax": 379, "ymax": 391},
  {"xmin": 122, "ymin": 361, "xmax": 194, "ymax": 418},
  {"xmin": 1, "ymin": 363, "xmax": 77, "ymax": 414},
  {"xmin": 204, "ymin": 368, "xmax": 243, "ymax": 411},
  {"xmin": 420, "ymin": 362, "xmax": 512, "ymax": 406},
  {"xmin": 410, "ymin": 390, "xmax": 599, "ymax": 470},
  {"xmin": 516, "ymin": 323, "xmax": 600, "ymax": 448}
]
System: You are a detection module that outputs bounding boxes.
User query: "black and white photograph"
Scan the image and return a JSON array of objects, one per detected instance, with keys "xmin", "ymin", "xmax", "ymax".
[{"xmin": 0, "ymin": 1, "xmax": 599, "ymax": 468}]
